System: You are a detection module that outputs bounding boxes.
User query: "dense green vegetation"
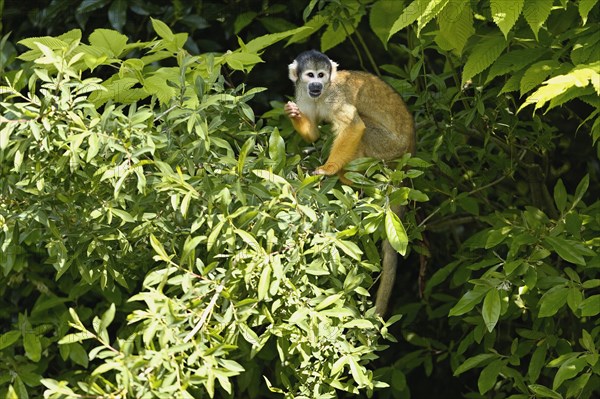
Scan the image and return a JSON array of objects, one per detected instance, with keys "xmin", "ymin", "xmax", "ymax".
[{"xmin": 1, "ymin": 1, "xmax": 598, "ymax": 398}]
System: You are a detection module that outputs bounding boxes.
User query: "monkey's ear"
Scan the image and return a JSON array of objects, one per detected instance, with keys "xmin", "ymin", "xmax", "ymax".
[
  {"xmin": 288, "ymin": 60, "xmax": 299, "ymax": 82},
  {"xmin": 330, "ymin": 60, "xmax": 339, "ymax": 81}
]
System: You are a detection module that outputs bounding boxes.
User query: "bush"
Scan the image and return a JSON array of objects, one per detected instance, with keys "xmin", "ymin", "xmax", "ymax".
[{"xmin": 0, "ymin": 18, "xmax": 426, "ymax": 398}]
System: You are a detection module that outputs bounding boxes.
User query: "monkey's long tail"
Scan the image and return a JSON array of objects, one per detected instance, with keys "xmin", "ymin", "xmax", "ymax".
[{"xmin": 374, "ymin": 203, "xmax": 403, "ymax": 316}]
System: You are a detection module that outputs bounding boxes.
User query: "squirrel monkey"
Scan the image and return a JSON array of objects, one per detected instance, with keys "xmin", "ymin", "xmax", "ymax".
[{"xmin": 284, "ymin": 50, "xmax": 416, "ymax": 315}]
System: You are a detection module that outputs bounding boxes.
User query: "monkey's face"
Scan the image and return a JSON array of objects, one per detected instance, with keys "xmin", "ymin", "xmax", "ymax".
[
  {"xmin": 289, "ymin": 51, "xmax": 338, "ymax": 100},
  {"xmin": 301, "ymin": 68, "xmax": 331, "ymax": 98}
]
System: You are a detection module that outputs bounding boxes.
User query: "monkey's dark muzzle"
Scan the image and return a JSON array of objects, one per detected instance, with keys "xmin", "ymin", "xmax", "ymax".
[{"xmin": 308, "ymin": 83, "xmax": 323, "ymax": 98}]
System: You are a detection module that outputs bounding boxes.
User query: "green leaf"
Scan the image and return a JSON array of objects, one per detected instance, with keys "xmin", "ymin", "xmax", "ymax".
[
  {"xmin": 523, "ymin": 0, "xmax": 553, "ymax": 40},
  {"xmin": 0, "ymin": 331, "xmax": 21, "ymax": 350},
  {"xmin": 528, "ymin": 384, "xmax": 563, "ymax": 399},
  {"xmin": 23, "ymin": 332, "xmax": 42, "ymax": 362},
  {"xmin": 520, "ymin": 60, "xmax": 561, "ymax": 96},
  {"xmin": 478, "ymin": 359, "xmax": 506, "ymax": 394},
  {"xmin": 348, "ymin": 355, "xmax": 370, "ymax": 386},
  {"xmin": 287, "ymin": 16, "xmax": 325, "ymax": 45},
  {"xmin": 88, "ymin": 28, "xmax": 128, "ymax": 57},
  {"xmin": 581, "ymin": 330, "xmax": 595, "ymax": 353},
  {"xmin": 342, "ymin": 319, "xmax": 375, "ymax": 329},
  {"xmin": 566, "ymin": 373, "xmax": 592, "ymax": 398},
  {"xmin": 485, "ymin": 228, "xmax": 508, "ymax": 249},
  {"xmin": 150, "ymin": 234, "xmax": 171, "ymax": 263},
  {"xmin": 482, "ymin": 289, "xmax": 501, "ymax": 332},
  {"xmin": 315, "ymin": 293, "xmax": 343, "ymax": 311},
  {"xmin": 108, "ymin": 0, "xmax": 127, "ymax": 32},
  {"xmin": 181, "ymin": 235, "xmax": 204, "ymax": 264},
  {"xmin": 528, "ymin": 345, "xmax": 547, "ymax": 382},
  {"xmin": 258, "ymin": 264, "xmax": 271, "ymax": 301},
  {"xmin": 449, "ymin": 287, "xmax": 488, "ymax": 316},
  {"xmin": 40, "ymin": 379, "xmax": 78, "ymax": 396},
  {"xmin": 334, "ymin": 239, "xmax": 363, "ymax": 261},
  {"xmin": 268, "ymin": 128, "xmax": 286, "ymax": 166},
  {"xmin": 384, "ymin": 206, "xmax": 408, "ymax": 255},
  {"xmin": 69, "ymin": 343, "xmax": 89, "ymax": 367},
  {"xmin": 573, "ymin": 174, "xmax": 589, "ymax": 208},
  {"xmin": 18, "ymin": 36, "xmax": 68, "ymax": 51},
  {"xmin": 321, "ymin": 22, "xmax": 355, "ymax": 52},
  {"xmin": 553, "ymin": 179, "xmax": 567, "ymax": 213},
  {"xmin": 538, "ymin": 285, "xmax": 569, "ymax": 318},
  {"xmin": 543, "ymin": 236, "xmax": 585, "ymax": 266},
  {"xmin": 579, "ymin": 0, "xmax": 599, "ymax": 24},
  {"xmin": 582, "ymin": 279, "xmax": 600, "ymax": 289},
  {"xmin": 234, "ymin": 12, "xmax": 258, "ymax": 34},
  {"xmin": 239, "ymin": 323, "xmax": 260, "ymax": 347},
  {"xmin": 245, "ymin": 27, "xmax": 309, "ymax": 53},
  {"xmin": 415, "ymin": 0, "xmax": 450, "ymax": 36},
  {"xmin": 77, "ymin": 0, "xmax": 111, "ymax": 14},
  {"xmin": 388, "ymin": 0, "xmax": 427, "ymax": 40},
  {"xmin": 454, "ymin": 353, "xmax": 497, "ymax": 376},
  {"xmin": 369, "ymin": 0, "xmax": 405, "ymax": 48},
  {"xmin": 491, "ymin": 0, "xmax": 524, "ymax": 38},
  {"xmin": 486, "ymin": 48, "xmax": 546, "ymax": 84},
  {"xmin": 553, "ymin": 357, "xmax": 586, "ymax": 390},
  {"xmin": 579, "ymin": 295, "xmax": 600, "ymax": 317},
  {"xmin": 567, "ymin": 287, "xmax": 583, "ymax": 313},
  {"xmin": 462, "ymin": 34, "xmax": 507, "ymax": 86},
  {"xmin": 100, "ymin": 303, "xmax": 116, "ymax": 331},
  {"xmin": 151, "ymin": 18, "xmax": 174, "ymax": 41},
  {"xmin": 520, "ymin": 65, "xmax": 600, "ymax": 112}
]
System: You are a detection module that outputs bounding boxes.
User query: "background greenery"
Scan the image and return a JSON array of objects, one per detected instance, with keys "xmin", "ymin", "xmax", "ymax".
[{"xmin": 0, "ymin": 0, "xmax": 598, "ymax": 398}]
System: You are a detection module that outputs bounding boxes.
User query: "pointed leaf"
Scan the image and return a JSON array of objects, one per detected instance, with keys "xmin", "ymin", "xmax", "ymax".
[
  {"xmin": 491, "ymin": 0, "xmax": 524, "ymax": 38},
  {"xmin": 88, "ymin": 29, "xmax": 128, "ymax": 57},
  {"xmin": 478, "ymin": 359, "xmax": 506, "ymax": 394},
  {"xmin": 151, "ymin": 18, "xmax": 174, "ymax": 41},
  {"xmin": 449, "ymin": 287, "xmax": 487, "ymax": 316},
  {"xmin": 538, "ymin": 285, "xmax": 569, "ymax": 317},
  {"xmin": 385, "ymin": 206, "xmax": 408, "ymax": 255},
  {"xmin": 370, "ymin": 0, "xmax": 404, "ymax": 48},
  {"xmin": 528, "ymin": 384, "xmax": 563, "ymax": 399},
  {"xmin": 553, "ymin": 357, "xmax": 586, "ymax": 390},
  {"xmin": 553, "ymin": 179, "xmax": 567, "ymax": 213},
  {"xmin": 482, "ymin": 289, "xmax": 501, "ymax": 332},
  {"xmin": 579, "ymin": 295, "xmax": 600, "ymax": 317},
  {"xmin": 579, "ymin": 0, "xmax": 599, "ymax": 24},
  {"xmin": 454, "ymin": 354, "xmax": 497, "ymax": 376},
  {"xmin": 388, "ymin": 0, "xmax": 427, "ymax": 40},
  {"xmin": 523, "ymin": 0, "xmax": 553, "ymax": 40},
  {"xmin": 462, "ymin": 35, "xmax": 507, "ymax": 86},
  {"xmin": 543, "ymin": 236, "xmax": 585, "ymax": 266}
]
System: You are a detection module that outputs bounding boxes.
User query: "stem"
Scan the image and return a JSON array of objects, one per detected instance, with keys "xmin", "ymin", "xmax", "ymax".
[{"xmin": 354, "ymin": 29, "xmax": 380, "ymax": 76}]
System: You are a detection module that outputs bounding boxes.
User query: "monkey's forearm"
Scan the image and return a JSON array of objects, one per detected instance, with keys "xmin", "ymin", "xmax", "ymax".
[
  {"xmin": 285, "ymin": 101, "xmax": 320, "ymax": 142},
  {"xmin": 291, "ymin": 115, "xmax": 320, "ymax": 143}
]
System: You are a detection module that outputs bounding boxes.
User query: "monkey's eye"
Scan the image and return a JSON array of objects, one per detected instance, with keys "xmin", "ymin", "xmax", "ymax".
[
  {"xmin": 318, "ymin": 72, "xmax": 325, "ymax": 78},
  {"xmin": 307, "ymin": 72, "xmax": 314, "ymax": 78}
]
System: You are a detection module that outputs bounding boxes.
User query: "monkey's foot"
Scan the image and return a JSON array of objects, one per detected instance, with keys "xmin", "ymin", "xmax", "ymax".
[
  {"xmin": 314, "ymin": 163, "xmax": 340, "ymax": 176},
  {"xmin": 284, "ymin": 101, "xmax": 301, "ymax": 119}
]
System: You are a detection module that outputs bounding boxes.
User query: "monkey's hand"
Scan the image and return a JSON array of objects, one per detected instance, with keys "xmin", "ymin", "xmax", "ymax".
[
  {"xmin": 285, "ymin": 101, "xmax": 321, "ymax": 143},
  {"xmin": 284, "ymin": 101, "xmax": 301, "ymax": 119}
]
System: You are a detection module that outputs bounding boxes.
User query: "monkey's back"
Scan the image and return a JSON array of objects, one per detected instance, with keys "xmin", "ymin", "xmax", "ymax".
[{"xmin": 333, "ymin": 71, "xmax": 416, "ymax": 158}]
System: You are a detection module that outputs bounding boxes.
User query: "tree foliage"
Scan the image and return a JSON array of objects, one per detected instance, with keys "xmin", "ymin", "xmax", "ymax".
[{"xmin": 0, "ymin": 0, "xmax": 599, "ymax": 398}]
